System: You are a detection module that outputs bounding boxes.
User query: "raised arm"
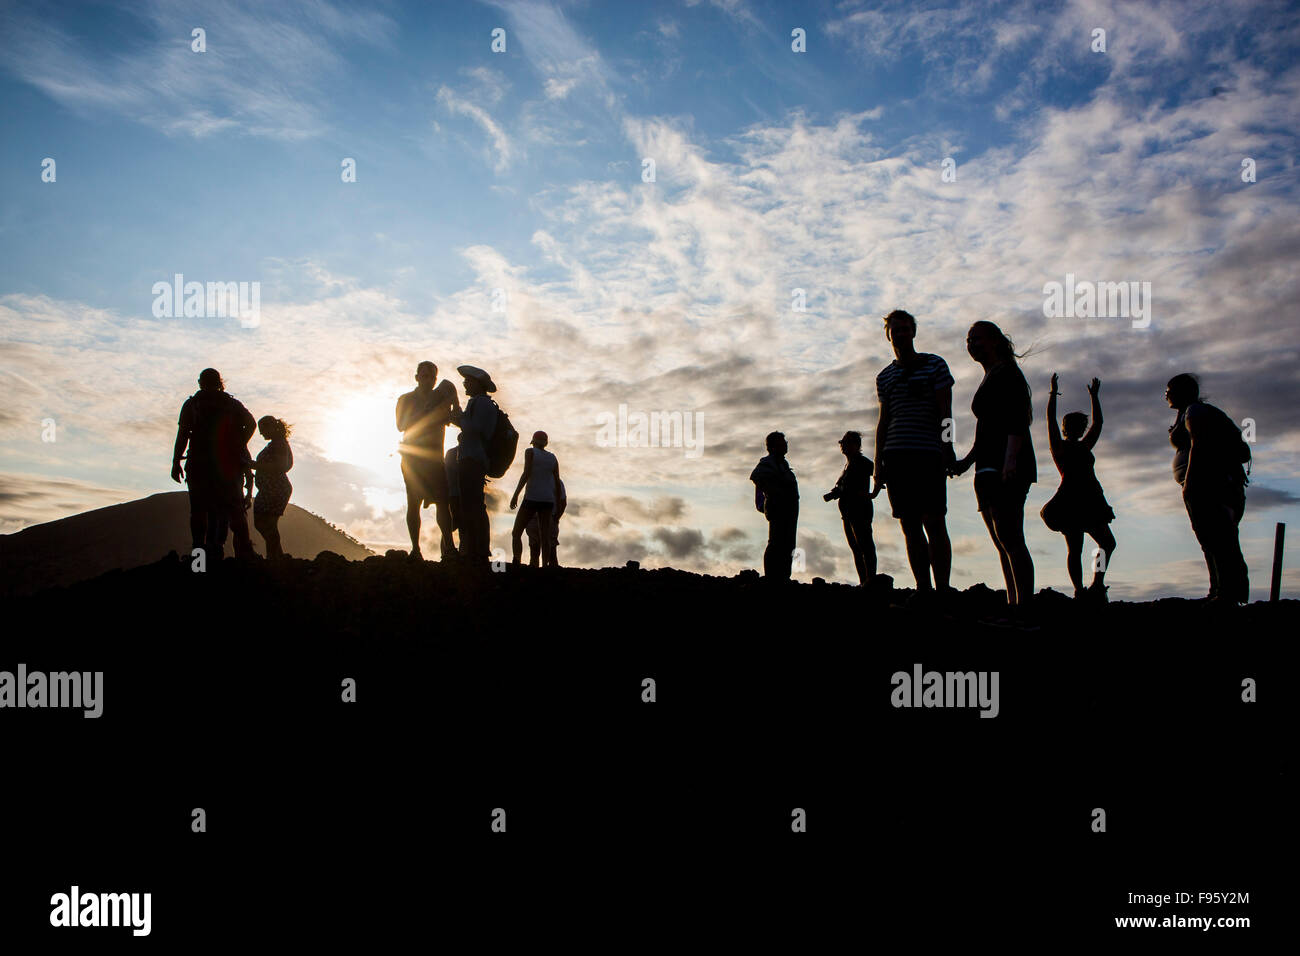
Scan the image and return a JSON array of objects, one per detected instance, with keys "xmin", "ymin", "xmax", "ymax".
[
  {"xmin": 1081, "ymin": 378, "xmax": 1103, "ymax": 451},
  {"xmin": 1047, "ymin": 373, "xmax": 1063, "ymax": 467}
]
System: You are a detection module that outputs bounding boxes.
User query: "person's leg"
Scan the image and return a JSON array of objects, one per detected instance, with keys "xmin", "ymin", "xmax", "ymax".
[
  {"xmin": 991, "ymin": 499, "xmax": 1033, "ymax": 605},
  {"xmin": 1089, "ymin": 525, "xmax": 1116, "ymax": 587},
  {"xmin": 763, "ymin": 516, "xmax": 777, "ymax": 578},
  {"xmin": 899, "ymin": 516, "xmax": 932, "ymax": 590},
  {"xmin": 435, "ymin": 502, "xmax": 456, "ymax": 560},
  {"xmin": 981, "ymin": 509, "xmax": 1015, "ymax": 603},
  {"xmin": 229, "ymin": 500, "xmax": 254, "ymax": 558},
  {"xmin": 1195, "ymin": 492, "xmax": 1248, "ymax": 602},
  {"xmin": 854, "ymin": 511, "xmax": 877, "ymax": 581},
  {"xmin": 458, "ymin": 458, "xmax": 488, "ymax": 564},
  {"xmin": 1064, "ymin": 530, "xmax": 1085, "ymax": 594},
  {"xmin": 921, "ymin": 513, "xmax": 951, "ymax": 591},
  {"xmin": 842, "ymin": 516, "xmax": 864, "ymax": 585},
  {"xmin": 255, "ymin": 511, "xmax": 283, "ymax": 559},
  {"xmin": 527, "ymin": 532, "xmax": 540, "ymax": 566},
  {"xmin": 188, "ymin": 497, "xmax": 206, "ymax": 551},
  {"xmin": 535, "ymin": 510, "xmax": 554, "ymax": 567},
  {"xmin": 775, "ymin": 511, "xmax": 797, "ymax": 580},
  {"xmin": 511, "ymin": 503, "xmax": 537, "ymax": 565},
  {"xmin": 1184, "ymin": 495, "xmax": 1220, "ymax": 598},
  {"xmin": 405, "ymin": 485, "xmax": 423, "ymax": 556}
]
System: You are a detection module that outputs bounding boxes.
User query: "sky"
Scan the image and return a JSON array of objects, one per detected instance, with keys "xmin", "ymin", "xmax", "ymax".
[{"xmin": 1, "ymin": 0, "xmax": 1298, "ymax": 600}]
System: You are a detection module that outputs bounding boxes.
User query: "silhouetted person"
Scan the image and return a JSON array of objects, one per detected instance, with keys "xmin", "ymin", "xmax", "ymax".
[
  {"xmin": 873, "ymin": 310, "xmax": 954, "ymax": 599},
  {"xmin": 450, "ymin": 365, "xmax": 499, "ymax": 567},
  {"xmin": 750, "ymin": 431, "xmax": 799, "ymax": 581},
  {"xmin": 510, "ymin": 431, "xmax": 561, "ymax": 567},
  {"xmin": 1042, "ymin": 374, "xmax": 1115, "ymax": 601},
  {"xmin": 248, "ymin": 416, "xmax": 294, "ymax": 560},
  {"xmin": 1167, "ymin": 373, "xmax": 1250, "ymax": 603},
  {"xmin": 824, "ymin": 431, "xmax": 877, "ymax": 586},
  {"xmin": 526, "ymin": 477, "xmax": 566, "ymax": 567},
  {"xmin": 396, "ymin": 361, "xmax": 460, "ymax": 561},
  {"xmin": 171, "ymin": 368, "xmax": 256, "ymax": 559},
  {"xmin": 950, "ymin": 321, "xmax": 1036, "ymax": 607},
  {"xmin": 444, "ymin": 444, "xmax": 461, "ymax": 554}
]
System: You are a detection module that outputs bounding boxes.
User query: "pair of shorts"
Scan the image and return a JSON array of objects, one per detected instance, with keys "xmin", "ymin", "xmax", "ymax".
[
  {"xmin": 882, "ymin": 450, "xmax": 946, "ymax": 519},
  {"xmin": 521, "ymin": 499, "xmax": 553, "ymax": 514},
  {"xmin": 975, "ymin": 470, "xmax": 1030, "ymax": 514},
  {"xmin": 401, "ymin": 449, "xmax": 449, "ymax": 505}
]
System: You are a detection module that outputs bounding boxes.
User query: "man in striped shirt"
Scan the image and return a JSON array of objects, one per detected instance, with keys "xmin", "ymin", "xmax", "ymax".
[{"xmin": 873, "ymin": 310, "xmax": 955, "ymax": 597}]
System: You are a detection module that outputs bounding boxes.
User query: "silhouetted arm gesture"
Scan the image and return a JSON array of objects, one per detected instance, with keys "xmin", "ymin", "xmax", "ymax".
[
  {"xmin": 1047, "ymin": 373, "xmax": 1063, "ymax": 468},
  {"xmin": 1081, "ymin": 378, "xmax": 1103, "ymax": 451}
]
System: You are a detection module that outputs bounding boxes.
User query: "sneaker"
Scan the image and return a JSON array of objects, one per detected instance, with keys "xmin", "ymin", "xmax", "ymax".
[{"xmin": 1087, "ymin": 581, "xmax": 1109, "ymax": 604}]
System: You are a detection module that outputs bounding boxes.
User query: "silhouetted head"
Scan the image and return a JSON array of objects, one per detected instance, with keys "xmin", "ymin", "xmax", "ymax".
[
  {"xmin": 838, "ymin": 430, "xmax": 862, "ymax": 455},
  {"xmin": 883, "ymin": 310, "xmax": 916, "ymax": 351},
  {"xmin": 198, "ymin": 368, "xmax": 224, "ymax": 391},
  {"xmin": 1062, "ymin": 412, "xmax": 1088, "ymax": 441},
  {"xmin": 415, "ymin": 361, "xmax": 437, "ymax": 387},
  {"xmin": 458, "ymin": 365, "xmax": 496, "ymax": 395},
  {"xmin": 259, "ymin": 416, "xmax": 291, "ymax": 440},
  {"xmin": 1166, "ymin": 373, "xmax": 1199, "ymax": 410},
  {"xmin": 532, "ymin": 430, "xmax": 548, "ymax": 448},
  {"xmin": 966, "ymin": 321, "xmax": 1017, "ymax": 366},
  {"xmin": 766, "ymin": 431, "xmax": 787, "ymax": 456}
]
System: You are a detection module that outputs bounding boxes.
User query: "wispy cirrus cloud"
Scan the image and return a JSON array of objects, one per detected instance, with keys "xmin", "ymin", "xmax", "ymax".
[{"xmin": 0, "ymin": 0, "xmax": 396, "ymax": 139}]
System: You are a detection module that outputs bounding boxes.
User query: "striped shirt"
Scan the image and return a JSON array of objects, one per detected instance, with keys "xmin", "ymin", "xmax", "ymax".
[{"xmin": 875, "ymin": 353, "xmax": 954, "ymax": 453}]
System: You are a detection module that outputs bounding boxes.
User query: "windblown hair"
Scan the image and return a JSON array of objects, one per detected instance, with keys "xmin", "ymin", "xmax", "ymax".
[{"xmin": 259, "ymin": 416, "xmax": 292, "ymax": 440}]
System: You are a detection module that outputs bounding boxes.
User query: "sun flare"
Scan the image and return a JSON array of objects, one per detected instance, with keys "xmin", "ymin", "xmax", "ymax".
[{"xmin": 321, "ymin": 391, "xmax": 406, "ymax": 476}]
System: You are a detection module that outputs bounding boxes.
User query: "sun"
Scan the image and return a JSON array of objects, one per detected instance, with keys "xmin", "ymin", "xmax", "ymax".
[{"xmin": 320, "ymin": 391, "xmax": 405, "ymax": 476}]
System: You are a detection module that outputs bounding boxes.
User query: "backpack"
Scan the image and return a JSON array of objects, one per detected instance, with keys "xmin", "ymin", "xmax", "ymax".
[
  {"xmin": 485, "ymin": 400, "xmax": 519, "ymax": 479},
  {"xmin": 1200, "ymin": 403, "xmax": 1252, "ymax": 483}
]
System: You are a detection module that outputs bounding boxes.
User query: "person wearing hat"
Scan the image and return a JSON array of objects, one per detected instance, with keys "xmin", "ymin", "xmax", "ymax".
[
  {"xmin": 450, "ymin": 365, "xmax": 499, "ymax": 565},
  {"xmin": 395, "ymin": 361, "xmax": 460, "ymax": 561},
  {"xmin": 509, "ymin": 430, "xmax": 562, "ymax": 567},
  {"xmin": 823, "ymin": 430, "xmax": 878, "ymax": 585}
]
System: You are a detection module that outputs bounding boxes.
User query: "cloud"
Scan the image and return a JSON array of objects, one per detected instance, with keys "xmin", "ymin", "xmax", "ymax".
[
  {"xmin": 0, "ymin": 0, "xmax": 396, "ymax": 140},
  {"xmin": 436, "ymin": 85, "xmax": 516, "ymax": 172}
]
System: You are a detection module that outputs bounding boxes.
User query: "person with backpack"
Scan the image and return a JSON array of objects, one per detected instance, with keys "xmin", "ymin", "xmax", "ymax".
[
  {"xmin": 1166, "ymin": 373, "xmax": 1250, "ymax": 603},
  {"xmin": 171, "ymin": 368, "xmax": 257, "ymax": 560},
  {"xmin": 1041, "ymin": 375, "xmax": 1116, "ymax": 602},
  {"xmin": 450, "ymin": 365, "xmax": 516, "ymax": 567},
  {"xmin": 823, "ymin": 431, "xmax": 878, "ymax": 586},
  {"xmin": 509, "ymin": 431, "xmax": 562, "ymax": 567},
  {"xmin": 750, "ymin": 431, "xmax": 799, "ymax": 581}
]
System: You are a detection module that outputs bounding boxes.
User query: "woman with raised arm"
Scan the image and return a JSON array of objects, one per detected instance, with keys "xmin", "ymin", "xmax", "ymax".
[{"xmin": 1041, "ymin": 375, "xmax": 1116, "ymax": 602}]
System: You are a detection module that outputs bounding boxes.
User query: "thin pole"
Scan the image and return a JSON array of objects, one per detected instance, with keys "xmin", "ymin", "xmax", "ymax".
[{"xmin": 1270, "ymin": 522, "xmax": 1285, "ymax": 601}]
